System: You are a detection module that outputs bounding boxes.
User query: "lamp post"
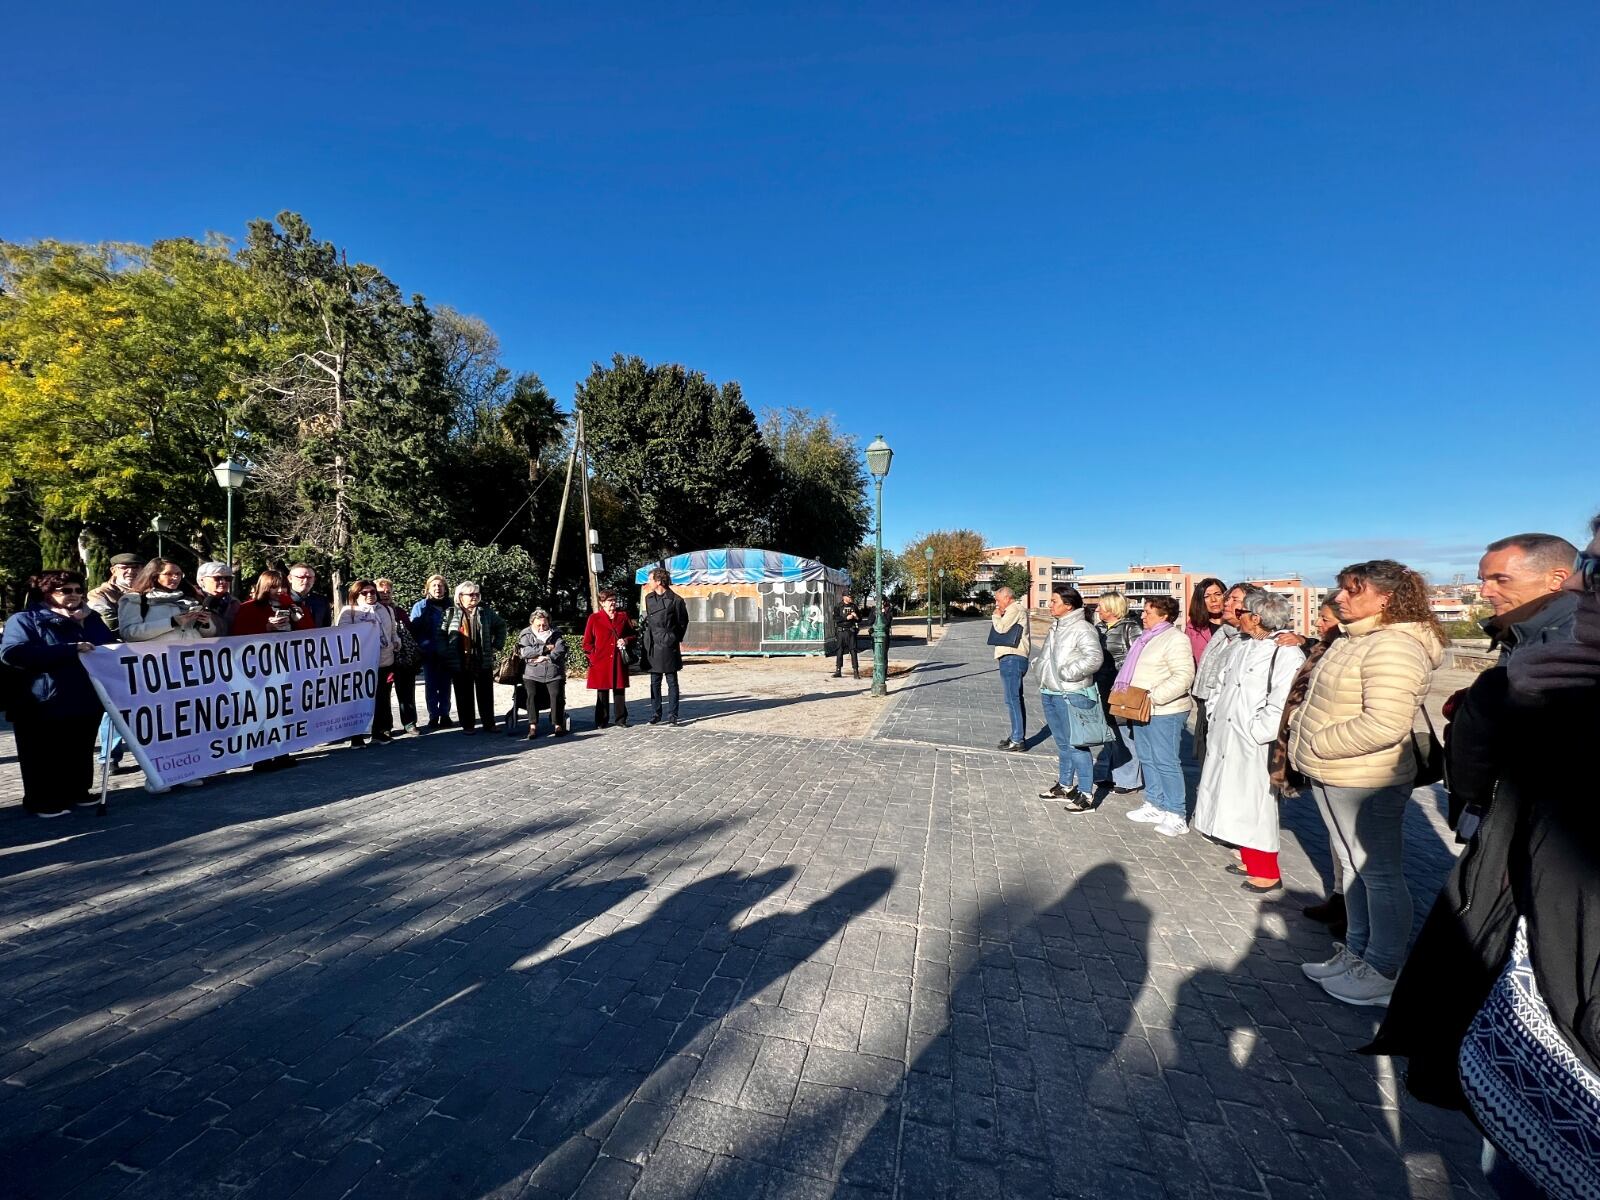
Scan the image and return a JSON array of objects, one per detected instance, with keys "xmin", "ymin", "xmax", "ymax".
[
  {"xmin": 864, "ymin": 435, "xmax": 893, "ymax": 697},
  {"xmin": 924, "ymin": 545, "xmax": 934, "ymax": 644},
  {"xmin": 211, "ymin": 458, "xmax": 250, "ymax": 571},
  {"xmin": 150, "ymin": 514, "xmax": 169, "ymax": 558},
  {"xmin": 939, "ymin": 568, "xmax": 946, "ymax": 626}
]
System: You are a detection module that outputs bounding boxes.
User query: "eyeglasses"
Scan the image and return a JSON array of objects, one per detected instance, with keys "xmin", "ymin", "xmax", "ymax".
[
  {"xmin": 460, "ymin": 592, "xmax": 480, "ymax": 598},
  {"xmin": 358, "ymin": 590, "xmax": 378, "ymax": 597},
  {"xmin": 52, "ymin": 586, "xmax": 86, "ymax": 594},
  {"xmin": 1575, "ymin": 550, "xmax": 1600, "ymax": 593}
]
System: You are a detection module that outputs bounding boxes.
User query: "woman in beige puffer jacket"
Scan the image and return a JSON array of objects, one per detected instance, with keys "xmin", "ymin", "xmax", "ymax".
[{"xmin": 1289, "ymin": 560, "xmax": 1446, "ymax": 1008}]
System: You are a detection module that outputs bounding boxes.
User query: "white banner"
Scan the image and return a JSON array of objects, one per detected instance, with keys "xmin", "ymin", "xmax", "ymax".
[{"xmin": 82, "ymin": 626, "xmax": 380, "ymax": 791}]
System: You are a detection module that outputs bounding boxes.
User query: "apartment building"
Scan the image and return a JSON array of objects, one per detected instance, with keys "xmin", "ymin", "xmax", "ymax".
[
  {"xmin": 1244, "ymin": 578, "xmax": 1330, "ymax": 636},
  {"xmin": 1076, "ymin": 564, "xmax": 1203, "ymax": 624},
  {"xmin": 977, "ymin": 546, "xmax": 1084, "ymax": 610}
]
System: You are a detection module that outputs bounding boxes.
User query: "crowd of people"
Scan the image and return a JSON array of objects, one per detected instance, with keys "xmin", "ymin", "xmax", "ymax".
[
  {"xmin": 993, "ymin": 519, "xmax": 1600, "ymax": 1198},
  {"xmin": 0, "ymin": 561, "xmax": 694, "ymax": 814}
]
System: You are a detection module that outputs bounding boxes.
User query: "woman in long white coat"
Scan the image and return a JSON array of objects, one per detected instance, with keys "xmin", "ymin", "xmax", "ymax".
[{"xmin": 1193, "ymin": 591, "xmax": 1305, "ymax": 892}]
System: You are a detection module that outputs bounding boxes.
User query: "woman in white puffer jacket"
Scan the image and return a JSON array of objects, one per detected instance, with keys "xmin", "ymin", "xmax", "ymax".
[{"xmin": 118, "ymin": 559, "xmax": 220, "ymax": 644}]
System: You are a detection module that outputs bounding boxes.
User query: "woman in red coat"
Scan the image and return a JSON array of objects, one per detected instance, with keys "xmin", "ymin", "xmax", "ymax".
[
  {"xmin": 232, "ymin": 570, "xmax": 317, "ymax": 636},
  {"xmin": 582, "ymin": 589, "xmax": 635, "ymax": 728}
]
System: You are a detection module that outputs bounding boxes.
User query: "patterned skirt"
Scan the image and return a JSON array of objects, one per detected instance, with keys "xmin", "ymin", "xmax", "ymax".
[{"xmin": 1459, "ymin": 919, "xmax": 1600, "ymax": 1199}]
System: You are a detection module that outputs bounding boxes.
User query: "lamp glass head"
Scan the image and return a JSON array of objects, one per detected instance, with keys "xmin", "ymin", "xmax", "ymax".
[{"xmin": 864, "ymin": 434, "xmax": 893, "ymax": 479}]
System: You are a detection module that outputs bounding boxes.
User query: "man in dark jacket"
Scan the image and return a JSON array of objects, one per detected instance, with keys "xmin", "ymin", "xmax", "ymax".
[
  {"xmin": 0, "ymin": 570, "xmax": 118, "ymax": 816},
  {"xmin": 1444, "ymin": 532, "xmax": 1577, "ymax": 832},
  {"xmin": 642, "ymin": 568, "xmax": 690, "ymax": 726},
  {"xmin": 287, "ymin": 563, "xmax": 332, "ymax": 628},
  {"xmin": 832, "ymin": 591, "xmax": 863, "ymax": 678},
  {"xmin": 86, "ymin": 553, "xmax": 140, "ymax": 634}
]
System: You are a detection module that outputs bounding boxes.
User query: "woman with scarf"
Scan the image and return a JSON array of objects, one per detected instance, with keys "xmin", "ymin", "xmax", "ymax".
[
  {"xmin": 335, "ymin": 579, "xmax": 397, "ymax": 745},
  {"xmin": 438, "ymin": 580, "xmax": 507, "ymax": 735},
  {"xmin": 516, "ymin": 609, "xmax": 570, "ymax": 739},
  {"xmin": 118, "ymin": 559, "xmax": 219, "ymax": 643},
  {"xmin": 1116, "ymin": 595, "xmax": 1196, "ymax": 838},
  {"xmin": 1093, "ymin": 590, "xmax": 1145, "ymax": 793},
  {"xmin": 582, "ymin": 590, "xmax": 635, "ymax": 728}
]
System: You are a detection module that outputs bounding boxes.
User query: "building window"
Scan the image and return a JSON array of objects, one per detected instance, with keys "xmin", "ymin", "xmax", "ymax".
[{"xmin": 1038, "ymin": 568, "xmax": 1047, "ymax": 576}]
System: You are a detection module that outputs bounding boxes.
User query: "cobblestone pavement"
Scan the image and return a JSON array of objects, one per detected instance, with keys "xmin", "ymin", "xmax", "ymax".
[{"xmin": 0, "ymin": 627, "xmax": 1489, "ymax": 1198}]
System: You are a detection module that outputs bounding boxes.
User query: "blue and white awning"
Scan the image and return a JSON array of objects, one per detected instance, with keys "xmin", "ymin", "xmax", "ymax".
[{"xmin": 634, "ymin": 547, "xmax": 849, "ymax": 587}]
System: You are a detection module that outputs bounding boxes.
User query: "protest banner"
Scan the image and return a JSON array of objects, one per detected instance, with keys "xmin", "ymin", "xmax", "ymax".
[{"xmin": 82, "ymin": 626, "xmax": 379, "ymax": 791}]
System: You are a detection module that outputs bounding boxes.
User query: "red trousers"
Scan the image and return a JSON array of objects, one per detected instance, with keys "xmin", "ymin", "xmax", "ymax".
[{"xmin": 1240, "ymin": 847, "xmax": 1279, "ymax": 880}]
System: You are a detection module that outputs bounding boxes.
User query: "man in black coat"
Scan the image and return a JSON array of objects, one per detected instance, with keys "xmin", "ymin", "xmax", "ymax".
[
  {"xmin": 287, "ymin": 563, "xmax": 332, "ymax": 628},
  {"xmin": 832, "ymin": 591, "xmax": 862, "ymax": 678},
  {"xmin": 642, "ymin": 568, "xmax": 690, "ymax": 726}
]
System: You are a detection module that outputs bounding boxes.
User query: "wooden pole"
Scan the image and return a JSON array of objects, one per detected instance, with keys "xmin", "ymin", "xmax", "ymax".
[
  {"xmin": 576, "ymin": 408, "xmax": 600, "ymax": 612},
  {"xmin": 546, "ymin": 432, "xmax": 580, "ymax": 597}
]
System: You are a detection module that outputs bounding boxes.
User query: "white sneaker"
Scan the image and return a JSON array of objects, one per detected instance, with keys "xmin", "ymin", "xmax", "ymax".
[
  {"xmin": 1124, "ymin": 802, "xmax": 1164, "ymax": 823},
  {"xmin": 1300, "ymin": 943, "xmax": 1357, "ymax": 981},
  {"xmin": 1321, "ymin": 959, "xmax": 1395, "ymax": 1007},
  {"xmin": 1154, "ymin": 813, "xmax": 1188, "ymax": 837}
]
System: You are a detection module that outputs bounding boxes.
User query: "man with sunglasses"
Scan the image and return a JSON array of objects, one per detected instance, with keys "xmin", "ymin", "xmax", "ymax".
[
  {"xmin": 1444, "ymin": 531, "xmax": 1579, "ymax": 834},
  {"xmin": 0, "ymin": 570, "xmax": 117, "ymax": 817}
]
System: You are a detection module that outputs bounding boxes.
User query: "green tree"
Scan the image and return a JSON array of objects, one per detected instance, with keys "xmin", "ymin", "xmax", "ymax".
[
  {"xmin": 577, "ymin": 354, "xmax": 775, "ymax": 571},
  {"xmin": 849, "ymin": 544, "xmax": 902, "ymax": 600},
  {"xmin": 760, "ymin": 408, "xmax": 869, "ymax": 567},
  {"xmin": 902, "ymin": 529, "xmax": 986, "ymax": 596},
  {"xmin": 352, "ymin": 535, "xmax": 540, "ymax": 643},
  {"xmin": 991, "ymin": 562, "xmax": 1032, "ymax": 599},
  {"xmin": 239, "ymin": 212, "xmax": 452, "ymax": 601}
]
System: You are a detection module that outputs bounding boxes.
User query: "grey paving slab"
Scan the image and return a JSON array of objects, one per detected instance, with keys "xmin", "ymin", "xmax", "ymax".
[{"xmin": 0, "ymin": 678, "xmax": 1488, "ymax": 1198}]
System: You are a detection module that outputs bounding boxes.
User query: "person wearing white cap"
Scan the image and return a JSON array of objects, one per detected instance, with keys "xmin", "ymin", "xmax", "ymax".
[{"xmin": 195, "ymin": 562, "xmax": 240, "ymax": 636}]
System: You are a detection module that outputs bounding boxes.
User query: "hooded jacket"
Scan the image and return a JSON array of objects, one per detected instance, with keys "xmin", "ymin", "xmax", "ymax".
[{"xmin": 1287, "ymin": 615, "xmax": 1445, "ymax": 788}]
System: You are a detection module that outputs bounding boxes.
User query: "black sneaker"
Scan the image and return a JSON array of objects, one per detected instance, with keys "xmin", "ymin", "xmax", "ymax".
[
  {"xmin": 1005, "ymin": 741, "xmax": 1026, "ymax": 752},
  {"xmin": 1112, "ymin": 786, "xmax": 1140, "ymax": 795},
  {"xmin": 649, "ymin": 714, "xmax": 662, "ymax": 725},
  {"xmin": 1061, "ymin": 789, "xmax": 1094, "ymax": 813},
  {"xmin": 1038, "ymin": 782, "xmax": 1068, "ymax": 799},
  {"xmin": 996, "ymin": 738, "xmax": 1014, "ymax": 750}
]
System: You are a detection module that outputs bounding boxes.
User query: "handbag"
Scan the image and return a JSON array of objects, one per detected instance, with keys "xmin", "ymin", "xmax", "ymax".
[
  {"xmin": 1108, "ymin": 685, "xmax": 1151, "ymax": 723},
  {"xmin": 1411, "ymin": 709, "xmax": 1445, "ymax": 787},
  {"xmin": 623, "ymin": 636, "xmax": 645, "ymax": 671},
  {"xmin": 495, "ymin": 652, "xmax": 525, "ymax": 685},
  {"xmin": 1064, "ymin": 686, "xmax": 1112, "ymax": 747},
  {"xmin": 392, "ymin": 621, "xmax": 421, "ymax": 673},
  {"xmin": 987, "ymin": 620, "xmax": 1024, "ymax": 649}
]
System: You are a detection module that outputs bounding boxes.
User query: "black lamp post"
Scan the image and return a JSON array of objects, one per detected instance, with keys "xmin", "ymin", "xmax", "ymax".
[{"xmin": 865, "ymin": 435, "xmax": 893, "ymax": 697}]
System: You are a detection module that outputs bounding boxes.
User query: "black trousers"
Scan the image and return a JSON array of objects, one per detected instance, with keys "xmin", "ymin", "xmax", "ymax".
[
  {"xmin": 370, "ymin": 672, "xmax": 394, "ymax": 737},
  {"xmin": 835, "ymin": 629, "xmax": 860, "ymax": 674},
  {"xmin": 649, "ymin": 672, "xmax": 680, "ymax": 721},
  {"xmin": 13, "ymin": 712, "xmax": 100, "ymax": 813},
  {"xmin": 1191, "ymin": 698, "xmax": 1209, "ymax": 767},
  {"xmin": 453, "ymin": 668, "xmax": 496, "ymax": 731},
  {"xmin": 526, "ymin": 678, "xmax": 567, "ymax": 733},
  {"xmin": 593, "ymin": 689, "xmax": 628, "ymax": 727},
  {"xmin": 392, "ymin": 668, "xmax": 418, "ymax": 728}
]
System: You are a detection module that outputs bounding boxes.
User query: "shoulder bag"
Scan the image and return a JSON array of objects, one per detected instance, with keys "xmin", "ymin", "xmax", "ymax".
[
  {"xmin": 1411, "ymin": 709, "xmax": 1445, "ymax": 788},
  {"xmin": 987, "ymin": 611, "xmax": 1024, "ymax": 648},
  {"xmin": 1107, "ymin": 685, "xmax": 1151, "ymax": 723}
]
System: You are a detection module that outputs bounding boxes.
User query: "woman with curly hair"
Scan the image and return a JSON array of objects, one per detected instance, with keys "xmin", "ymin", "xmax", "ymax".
[{"xmin": 1289, "ymin": 559, "xmax": 1446, "ymax": 1007}]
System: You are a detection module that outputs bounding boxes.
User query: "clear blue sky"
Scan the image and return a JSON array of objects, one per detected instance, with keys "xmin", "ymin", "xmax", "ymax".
[{"xmin": 6, "ymin": 3, "xmax": 1597, "ymax": 584}]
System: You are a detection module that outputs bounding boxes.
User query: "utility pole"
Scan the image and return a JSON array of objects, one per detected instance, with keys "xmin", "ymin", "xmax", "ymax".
[
  {"xmin": 576, "ymin": 407, "xmax": 600, "ymax": 612},
  {"xmin": 546, "ymin": 434, "xmax": 580, "ymax": 597}
]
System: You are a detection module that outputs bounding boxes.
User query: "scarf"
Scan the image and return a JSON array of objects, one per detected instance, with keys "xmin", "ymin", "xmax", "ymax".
[{"xmin": 1114, "ymin": 621, "xmax": 1171, "ymax": 692}]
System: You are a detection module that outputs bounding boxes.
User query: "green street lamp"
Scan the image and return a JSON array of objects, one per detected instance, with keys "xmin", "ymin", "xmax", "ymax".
[
  {"xmin": 211, "ymin": 458, "xmax": 251, "ymax": 571},
  {"xmin": 149, "ymin": 514, "xmax": 169, "ymax": 558},
  {"xmin": 939, "ymin": 568, "xmax": 947, "ymax": 626},
  {"xmin": 865, "ymin": 434, "xmax": 894, "ymax": 697},
  {"xmin": 924, "ymin": 544, "xmax": 935, "ymax": 644}
]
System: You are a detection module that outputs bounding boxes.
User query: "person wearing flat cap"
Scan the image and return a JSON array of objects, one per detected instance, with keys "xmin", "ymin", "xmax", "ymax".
[
  {"xmin": 195, "ymin": 561, "xmax": 240, "ymax": 636},
  {"xmin": 87, "ymin": 554, "xmax": 142, "ymax": 636}
]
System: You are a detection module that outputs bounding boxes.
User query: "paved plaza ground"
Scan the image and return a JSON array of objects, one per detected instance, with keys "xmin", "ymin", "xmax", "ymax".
[{"xmin": 0, "ymin": 620, "xmax": 1491, "ymax": 1198}]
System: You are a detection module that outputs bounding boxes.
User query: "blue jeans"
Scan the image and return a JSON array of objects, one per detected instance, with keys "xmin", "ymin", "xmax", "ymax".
[
  {"xmin": 1311, "ymin": 781, "xmax": 1414, "ymax": 977},
  {"xmin": 650, "ymin": 672, "xmax": 680, "ymax": 721},
  {"xmin": 1095, "ymin": 717, "xmax": 1142, "ymax": 788},
  {"xmin": 1039, "ymin": 692, "xmax": 1096, "ymax": 791},
  {"xmin": 422, "ymin": 656, "xmax": 453, "ymax": 721},
  {"xmin": 1133, "ymin": 712, "xmax": 1187, "ymax": 817},
  {"xmin": 97, "ymin": 712, "xmax": 125, "ymax": 766},
  {"xmin": 997, "ymin": 655, "xmax": 1028, "ymax": 743}
]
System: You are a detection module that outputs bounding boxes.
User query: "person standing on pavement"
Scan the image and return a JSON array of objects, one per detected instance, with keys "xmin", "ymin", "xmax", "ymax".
[
  {"xmin": 1035, "ymin": 586, "xmax": 1105, "ymax": 811},
  {"xmin": 0, "ymin": 570, "xmax": 117, "ymax": 817},
  {"xmin": 517, "ymin": 609, "xmax": 569, "ymax": 739},
  {"xmin": 1290, "ymin": 559, "xmax": 1446, "ymax": 1008},
  {"xmin": 990, "ymin": 586, "xmax": 1031, "ymax": 751},
  {"xmin": 410, "ymin": 574, "xmax": 453, "ymax": 729},
  {"xmin": 286, "ymin": 563, "xmax": 331, "ymax": 628},
  {"xmin": 1443, "ymin": 532, "xmax": 1578, "ymax": 834},
  {"xmin": 439, "ymin": 580, "xmax": 506, "ymax": 735},
  {"xmin": 832, "ymin": 590, "xmax": 863, "ymax": 679},
  {"xmin": 583, "ymin": 590, "xmax": 634, "ymax": 728},
  {"xmin": 1190, "ymin": 583, "xmax": 1255, "ymax": 767},
  {"xmin": 1092, "ymin": 590, "xmax": 1144, "ymax": 793},
  {"xmin": 1186, "ymin": 577, "xmax": 1227, "ymax": 663},
  {"xmin": 1119, "ymin": 596, "xmax": 1197, "ymax": 838},
  {"xmin": 118, "ymin": 559, "xmax": 219, "ymax": 643},
  {"xmin": 642, "ymin": 568, "xmax": 689, "ymax": 725},
  {"xmin": 232, "ymin": 570, "xmax": 314, "ymax": 773},
  {"xmin": 375, "ymin": 578, "xmax": 419, "ymax": 735},
  {"xmin": 1192, "ymin": 591, "xmax": 1305, "ymax": 892},
  {"xmin": 335, "ymin": 580, "xmax": 397, "ymax": 745},
  {"xmin": 195, "ymin": 561, "xmax": 240, "ymax": 636},
  {"xmin": 86, "ymin": 554, "xmax": 139, "ymax": 633},
  {"xmin": 85, "ymin": 552, "xmax": 139, "ymax": 774}
]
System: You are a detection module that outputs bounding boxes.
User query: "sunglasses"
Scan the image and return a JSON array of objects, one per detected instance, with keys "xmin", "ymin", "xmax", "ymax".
[
  {"xmin": 52, "ymin": 585, "xmax": 86, "ymax": 594},
  {"xmin": 359, "ymin": 590, "xmax": 378, "ymax": 597},
  {"xmin": 1576, "ymin": 550, "xmax": 1600, "ymax": 593}
]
